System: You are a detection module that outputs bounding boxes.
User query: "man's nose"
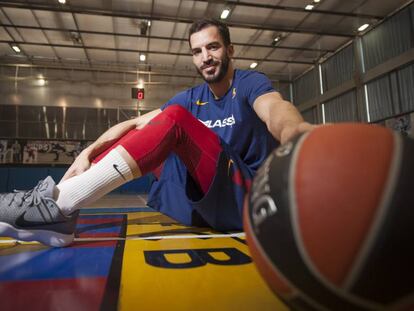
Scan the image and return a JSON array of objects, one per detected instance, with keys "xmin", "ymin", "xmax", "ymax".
[{"xmin": 201, "ymin": 49, "xmax": 212, "ymax": 62}]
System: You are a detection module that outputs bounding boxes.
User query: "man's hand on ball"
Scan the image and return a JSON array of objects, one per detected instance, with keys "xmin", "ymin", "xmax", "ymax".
[{"xmin": 280, "ymin": 122, "xmax": 317, "ymax": 145}]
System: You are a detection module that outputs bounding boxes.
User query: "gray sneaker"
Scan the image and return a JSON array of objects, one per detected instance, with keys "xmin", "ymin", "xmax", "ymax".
[{"xmin": 0, "ymin": 176, "xmax": 79, "ymax": 247}]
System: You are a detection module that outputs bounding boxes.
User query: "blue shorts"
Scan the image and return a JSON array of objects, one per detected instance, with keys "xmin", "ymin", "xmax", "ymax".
[{"xmin": 147, "ymin": 141, "xmax": 253, "ymax": 231}]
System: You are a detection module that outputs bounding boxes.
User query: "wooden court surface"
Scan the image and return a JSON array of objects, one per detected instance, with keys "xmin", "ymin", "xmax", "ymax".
[{"xmin": 0, "ymin": 195, "xmax": 287, "ymax": 311}]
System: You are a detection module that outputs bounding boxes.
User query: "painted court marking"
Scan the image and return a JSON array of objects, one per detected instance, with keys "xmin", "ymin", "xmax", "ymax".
[
  {"xmin": 0, "ymin": 232, "xmax": 246, "ymax": 245},
  {"xmin": 0, "ymin": 206, "xmax": 246, "ymax": 245}
]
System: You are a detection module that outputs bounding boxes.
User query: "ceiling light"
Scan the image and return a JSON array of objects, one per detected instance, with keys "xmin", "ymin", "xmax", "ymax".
[
  {"xmin": 137, "ymin": 79, "xmax": 144, "ymax": 89},
  {"xmin": 147, "ymin": 20, "xmax": 151, "ymax": 27},
  {"xmin": 220, "ymin": 8, "xmax": 231, "ymax": 20},
  {"xmin": 38, "ymin": 78, "xmax": 46, "ymax": 86},
  {"xmin": 58, "ymin": 0, "xmax": 66, "ymax": 4},
  {"xmin": 11, "ymin": 45, "xmax": 21, "ymax": 53},
  {"xmin": 272, "ymin": 36, "xmax": 282, "ymax": 46},
  {"xmin": 305, "ymin": 4, "xmax": 314, "ymax": 10},
  {"xmin": 313, "ymin": 0, "xmax": 321, "ymax": 3},
  {"xmin": 358, "ymin": 23, "xmax": 370, "ymax": 32},
  {"xmin": 139, "ymin": 54, "xmax": 146, "ymax": 62},
  {"xmin": 95, "ymin": 99, "xmax": 102, "ymax": 108},
  {"xmin": 250, "ymin": 62, "xmax": 258, "ymax": 69}
]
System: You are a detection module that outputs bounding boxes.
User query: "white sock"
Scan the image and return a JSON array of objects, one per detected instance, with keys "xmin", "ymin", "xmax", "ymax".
[{"xmin": 56, "ymin": 149, "xmax": 133, "ymax": 215}]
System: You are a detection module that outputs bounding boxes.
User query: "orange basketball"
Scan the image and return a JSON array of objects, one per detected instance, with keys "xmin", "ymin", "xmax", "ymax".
[{"xmin": 244, "ymin": 123, "xmax": 414, "ymax": 310}]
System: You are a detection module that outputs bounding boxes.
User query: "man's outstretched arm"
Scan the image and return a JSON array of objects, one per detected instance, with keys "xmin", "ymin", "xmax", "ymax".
[
  {"xmin": 61, "ymin": 108, "xmax": 162, "ymax": 181},
  {"xmin": 253, "ymin": 92, "xmax": 315, "ymax": 144}
]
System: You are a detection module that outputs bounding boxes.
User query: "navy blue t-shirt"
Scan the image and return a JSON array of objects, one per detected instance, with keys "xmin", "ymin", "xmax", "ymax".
[{"xmin": 147, "ymin": 69, "xmax": 279, "ymax": 225}]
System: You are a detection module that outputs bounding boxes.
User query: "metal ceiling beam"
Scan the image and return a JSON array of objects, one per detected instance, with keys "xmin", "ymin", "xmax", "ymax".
[
  {"xmin": 0, "ymin": 62, "xmax": 292, "ymax": 83},
  {"xmin": 197, "ymin": 0, "xmax": 383, "ymax": 19},
  {"xmin": 0, "ymin": 61, "xmax": 198, "ymax": 78},
  {"xmin": 0, "ymin": 23, "xmax": 334, "ymax": 53},
  {"xmin": 0, "ymin": 40, "xmax": 316, "ymax": 65},
  {"xmin": 0, "ymin": 76, "xmax": 196, "ymax": 86},
  {"xmin": 71, "ymin": 11, "xmax": 94, "ymax": 75},
  {"xmin": 0, "ymin": 1, "xmax": 354, "ymax": 37},
  {"xmin": 30, "ymin": 7, "xmax": 62, "ymax": 68}
]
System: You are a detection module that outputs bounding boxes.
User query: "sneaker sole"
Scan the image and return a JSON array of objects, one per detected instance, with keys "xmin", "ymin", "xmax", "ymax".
[{"xmin": 0, "ymin": 222, "xmax": 74, "ymax": 247}]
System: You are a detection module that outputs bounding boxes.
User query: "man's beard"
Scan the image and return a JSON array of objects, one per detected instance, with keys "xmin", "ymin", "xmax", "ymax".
[{"xmin": 196, "ymin": 54, "xmax": 230, "ymax": 84}]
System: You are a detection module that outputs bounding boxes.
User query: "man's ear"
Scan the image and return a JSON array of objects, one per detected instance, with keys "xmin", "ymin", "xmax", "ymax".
[{"xmin": 227, "ymin": 44, "xmax": 234, "ymax": 58}]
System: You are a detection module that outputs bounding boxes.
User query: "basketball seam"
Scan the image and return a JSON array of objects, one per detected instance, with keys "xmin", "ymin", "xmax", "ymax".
[
  {"xmin": 343, "ymin": 133, "xmax": 403, "ymax": 290},
  {"xmin": 244, "ymin": 174, "xmax": 322, "ymax": 307},
  {"xmin": 289, "ymin": 130, "xmax": 383, "ymax": 311},
  {"xmin": 281, "ymin": 132, "xmax": 332, "ymax": 311}
]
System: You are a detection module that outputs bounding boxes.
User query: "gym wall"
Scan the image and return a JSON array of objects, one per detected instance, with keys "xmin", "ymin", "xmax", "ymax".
[{"xmin": 291, "ymin": 2, "xmax": 414, "ymax": 125}]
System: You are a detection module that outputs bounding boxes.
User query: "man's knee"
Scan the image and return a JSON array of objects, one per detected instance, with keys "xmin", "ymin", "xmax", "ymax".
[{"xmin": 162, "ymin": 105, "xmax": 195, "ymax": 124}]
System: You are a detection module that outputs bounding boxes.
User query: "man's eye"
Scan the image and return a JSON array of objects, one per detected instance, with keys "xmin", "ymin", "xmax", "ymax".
[{"xmin": 192, "ymin": 50, "xmax": 201, "ymax": 55}]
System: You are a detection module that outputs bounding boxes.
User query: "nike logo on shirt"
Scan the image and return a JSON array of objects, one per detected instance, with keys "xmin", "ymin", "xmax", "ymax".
[{"xmin": 195, "ymin": 100, "xmax": 208, "ymax": 106}]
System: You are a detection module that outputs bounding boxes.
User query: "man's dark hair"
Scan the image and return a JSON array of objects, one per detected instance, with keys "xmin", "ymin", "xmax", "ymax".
[{"xmin": 188, "ymin": 19, "xmax": 231, "ymax": 47}]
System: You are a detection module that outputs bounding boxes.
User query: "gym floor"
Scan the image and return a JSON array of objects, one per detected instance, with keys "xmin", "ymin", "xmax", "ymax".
[
  {"xmin": 0, "ymin": 1, "xmax": 413, "ymax": 310},
  {"xmin": 0, "ymin": 195, "xmax": 287, "ymax": 311}
]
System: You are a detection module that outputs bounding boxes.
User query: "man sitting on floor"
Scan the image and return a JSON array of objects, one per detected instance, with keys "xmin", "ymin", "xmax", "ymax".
[{"xmin": 0, "ymin": 19, "xmax": 314, "ymax": 247}]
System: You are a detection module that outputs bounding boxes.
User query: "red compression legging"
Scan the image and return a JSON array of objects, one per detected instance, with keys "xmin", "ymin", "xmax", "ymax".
[{"xmin": 92, "ymin": 105, "xmax": 222, "ymax": 194}]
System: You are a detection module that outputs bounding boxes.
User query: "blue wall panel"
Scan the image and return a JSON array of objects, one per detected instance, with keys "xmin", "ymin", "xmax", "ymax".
[
  {"xmin": 8, "ymin": 167, "xmax": 49, "ymax": 191},
  {"xmin": 47, "ymin": 167, "xmax": 67, "ymax": 184},
  {"xmin": 0, "ymin": 168, "xmax": 9, "ymax": 192}
]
